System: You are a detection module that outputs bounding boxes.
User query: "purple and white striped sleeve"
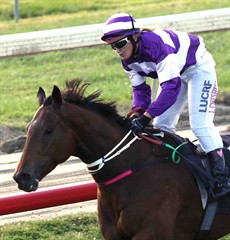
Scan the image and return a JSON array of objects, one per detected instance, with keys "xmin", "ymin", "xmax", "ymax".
[{"xmin": 146, "ymin": 77, "xmax": 181, "ymax": 118}]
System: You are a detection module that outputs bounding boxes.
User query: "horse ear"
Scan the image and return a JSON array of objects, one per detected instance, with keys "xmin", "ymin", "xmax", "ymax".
[
  {"xmin": 52, "ymin": 85, "xmax": 62, "ymax": 106},
  {"xmin": 37, "ymin": 87, "xmax": 46, "ymax": 106}
]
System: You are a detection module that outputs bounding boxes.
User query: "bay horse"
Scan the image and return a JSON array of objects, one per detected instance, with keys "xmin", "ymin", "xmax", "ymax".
[{"xmin": 13, "ymin": 79, "xmax": 230, "ymax": 240}]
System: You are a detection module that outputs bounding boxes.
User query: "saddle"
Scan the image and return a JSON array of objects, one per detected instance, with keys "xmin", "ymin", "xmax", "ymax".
[{"xmin": 143, "ymin": 128, "xmax": 230, "ymax": 212}]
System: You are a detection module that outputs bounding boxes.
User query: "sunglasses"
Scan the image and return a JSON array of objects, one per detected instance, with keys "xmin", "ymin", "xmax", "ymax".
[{"xmin": 110, "ymin": 37, "xmax": 130, "ymax": 50}]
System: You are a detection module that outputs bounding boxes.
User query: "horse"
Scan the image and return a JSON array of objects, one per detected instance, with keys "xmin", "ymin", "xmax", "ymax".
[{"xmin": 13, "ymin": 79, "xmax": 230, "ymax": 240}]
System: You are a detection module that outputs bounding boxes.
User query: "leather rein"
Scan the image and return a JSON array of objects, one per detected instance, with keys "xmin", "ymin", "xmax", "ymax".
[{"xmin": 86, "ymin": 107, "xmax": 186, "ymax": 186}]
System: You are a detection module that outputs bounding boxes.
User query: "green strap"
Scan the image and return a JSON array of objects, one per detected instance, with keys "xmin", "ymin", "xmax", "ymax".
[{"xmin": 165, "ymin": 142, "xmax": 188, "ymax": 164}]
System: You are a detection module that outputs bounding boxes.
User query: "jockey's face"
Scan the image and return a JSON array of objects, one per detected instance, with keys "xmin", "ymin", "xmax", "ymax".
[{"xmin": 106, "ymin": 36, "xmax": 133, "ymax": 60}]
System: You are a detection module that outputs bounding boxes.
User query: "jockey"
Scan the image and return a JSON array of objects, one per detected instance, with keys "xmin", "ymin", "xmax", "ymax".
[{"xmin": 101, "ymin": 12, "xmax": 230, "ymax": 198}]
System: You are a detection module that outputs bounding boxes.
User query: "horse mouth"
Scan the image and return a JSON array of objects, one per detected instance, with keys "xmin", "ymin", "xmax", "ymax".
[{"xmin": 18, "ymin": 179, "xmax": 39, "ymax": 192}]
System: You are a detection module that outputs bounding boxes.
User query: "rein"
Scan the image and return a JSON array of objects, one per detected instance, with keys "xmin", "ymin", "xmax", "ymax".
[
  {"xmin": 139, "ymin": 132, "xmax": 188, "ymax": 163},
  {"xmin": 86, "ymin": 106, "xmax": 191, "ymax": 186},
  {"xmin": 86, "ymin": 130, "xmax": 141, "ymax": 174},
  {"xmin": 86, "ymin": 127, "xmax": 187, "ymax": 187},
  {"xmin": 91, "ymin": 129, "xmax": 187, "ymax": 187}
]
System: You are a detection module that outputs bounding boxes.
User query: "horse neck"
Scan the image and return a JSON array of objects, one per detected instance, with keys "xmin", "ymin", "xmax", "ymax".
[
  {"xmin": 65, "ymin": 103, "xmax": 127, "ymax": 161},
  {"xmin": 65, "ymin": 104, "xmax": 150, "ymax": 184}
]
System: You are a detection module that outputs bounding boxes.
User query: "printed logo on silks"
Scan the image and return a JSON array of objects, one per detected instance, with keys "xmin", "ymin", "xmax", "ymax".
[{"xmin": 199, "ymin": 80, "xmax": 218, "ymax": 113}]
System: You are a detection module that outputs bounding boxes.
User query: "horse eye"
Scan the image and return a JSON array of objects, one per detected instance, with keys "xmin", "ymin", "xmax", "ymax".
[{"xmin": 45, "ymin": 128, "xmax": 53, "ymax": 135}]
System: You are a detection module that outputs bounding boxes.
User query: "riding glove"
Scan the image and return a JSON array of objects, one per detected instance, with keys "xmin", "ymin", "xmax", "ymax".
[{"xmin": 130, "ymin": 115, "xmax": 151, "ymax": 133}]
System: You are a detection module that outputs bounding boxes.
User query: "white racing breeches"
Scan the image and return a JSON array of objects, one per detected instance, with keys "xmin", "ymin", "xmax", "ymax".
[{"xmin": 153, "ymin": 51, "xmax": 223, "ymax": 153}]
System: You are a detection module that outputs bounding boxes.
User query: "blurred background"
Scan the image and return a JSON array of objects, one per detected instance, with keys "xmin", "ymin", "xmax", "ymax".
[{"xmin": 0, "ymin": 0, "xmax": 229, "ymax": 128}]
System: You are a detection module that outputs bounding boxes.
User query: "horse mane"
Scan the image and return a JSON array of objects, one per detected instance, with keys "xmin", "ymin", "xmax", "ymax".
[{"xmin": 45, "ymin": 78, "xmax": 126, "ymax": 125}]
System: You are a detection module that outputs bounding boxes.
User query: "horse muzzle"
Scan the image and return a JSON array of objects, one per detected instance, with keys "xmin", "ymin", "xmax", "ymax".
[{"xmin": 13, "ymin": 172, "xmax": 39, "ymax": 192}]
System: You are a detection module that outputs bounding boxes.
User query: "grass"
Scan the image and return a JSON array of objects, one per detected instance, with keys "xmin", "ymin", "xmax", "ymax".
[
  {"xmin": 0, "ymin": 213, "xmax": 103, "ymax": 240},
  {"xmin": 0, "ymin": 212, "xmax": 229, "ymax": 240}
]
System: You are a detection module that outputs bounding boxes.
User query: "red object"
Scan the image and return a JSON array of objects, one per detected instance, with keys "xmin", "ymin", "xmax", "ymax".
[{"xmin": 0, "ymin": 180, "xmax": 97, "ymax": 216}]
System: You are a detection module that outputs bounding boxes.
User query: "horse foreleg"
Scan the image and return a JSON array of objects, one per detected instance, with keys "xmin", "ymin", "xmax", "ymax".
[
  {"xmin": 99, "ymin": 222, "xmax": 124, "ymax": 240},
  {"xmin": 98, "ymin": 197, "xmax": 126, "ymax": 240}
]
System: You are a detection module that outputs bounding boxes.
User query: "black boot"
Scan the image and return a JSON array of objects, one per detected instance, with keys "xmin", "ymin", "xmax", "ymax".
[{"xmin": 208, "ymin": 149, "xmax": 230, "ymax": 198}]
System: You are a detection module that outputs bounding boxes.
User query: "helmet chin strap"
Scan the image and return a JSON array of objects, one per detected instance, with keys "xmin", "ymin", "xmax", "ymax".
[
  {"xmin": 128, "ymin": 14, "xmax": 141, "ymax": 58},
  {"xmin": 129, "ymin": 34, "xmax": 141, "ymax": 58}
]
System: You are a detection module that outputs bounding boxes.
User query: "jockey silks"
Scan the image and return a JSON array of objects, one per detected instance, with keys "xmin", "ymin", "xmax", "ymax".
[{"xmin": 121, "ymin": 29, "xmax": 223, "ymax": 153}]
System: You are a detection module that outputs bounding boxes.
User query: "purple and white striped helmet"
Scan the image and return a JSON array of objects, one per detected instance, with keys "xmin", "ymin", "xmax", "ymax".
[{"xmin": 101, "ymin": 13, "xmax": 141, "ymax": 41}]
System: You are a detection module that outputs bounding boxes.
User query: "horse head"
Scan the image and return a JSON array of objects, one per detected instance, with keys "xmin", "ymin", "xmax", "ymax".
[
  {"xmin": 13, "ymin": 85, "xmax": 75, "ymax": 192},
  {"xmin": 13, "ymin": 80, "xmax": 127, "ymax": 192}
]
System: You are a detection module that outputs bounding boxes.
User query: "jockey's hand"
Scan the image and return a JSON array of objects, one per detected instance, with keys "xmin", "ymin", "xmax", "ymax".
[
  {"xmin": 124, "ymin": 114, "xmax": 138, "ymax": 125},
  {"xmin": 130, "ymin": 115, "xmax": 151, "ymax": 133},
  {"xmin": 129, "ymin": 114, "xmax": 139, "ymax": 121}
]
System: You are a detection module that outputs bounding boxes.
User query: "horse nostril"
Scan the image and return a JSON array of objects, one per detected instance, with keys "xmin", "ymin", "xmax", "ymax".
[
  {"xmin": 21, "ymin": 173, "xmax": 31, "ymax": 180},
  {"xmin": 14, "ymin": 172, "xmax": 31, "ymax": 184}
]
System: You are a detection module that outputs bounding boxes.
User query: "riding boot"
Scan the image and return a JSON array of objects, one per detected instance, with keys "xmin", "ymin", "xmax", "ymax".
[{"xmin": 208, "ymin": 148, "xmax": 230, "ymax": 198}]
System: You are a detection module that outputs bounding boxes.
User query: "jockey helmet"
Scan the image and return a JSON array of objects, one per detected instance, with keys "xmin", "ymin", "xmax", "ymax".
[{"xmin": 101, "ymin": 12, "xmax": 141, "ymax": 41}]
